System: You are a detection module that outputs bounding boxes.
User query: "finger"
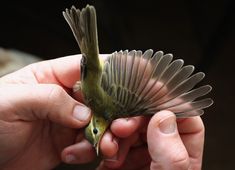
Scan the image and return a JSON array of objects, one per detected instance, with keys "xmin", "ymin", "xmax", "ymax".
[
  {"xmin": 177, "ymin": 117, "xmax": 204, "ymax": 169},
  {"xmin": 111, "ymin": 116, "xmax": 148, "ymax": 138},
  {"xmin": 97, "ymin": 146, "xmax": 150, "ymax": 170},
  {"xmin": 147, "ymin": 110, "xmax": 190, "ymax": 170},
  {"xmin": 24, "ymin": 54, "xmax": 110, "ymax": 88},
  {"xmin": 117, "ymin": 146, "xmax": 151, "ymax": 170},
  {"xmin": 0, "ymin": 84, "xmax": 91, "ymax": 128},
  {"xmin": 0, "ymin": 55, "xmax": 81, "ymax": 88},
  {"xmin": 103, "ymin": 116, "xmax": 148, "ymax": 168},
  {"xmin": 100, "ymin": 130, "xmax": 119, "ymax": 158},
  {"xmin": 28, "ymin": 55, "xmax": 81, "ymax": 88},
  {"xmin": 103, "ymin": 133, "xmax": 139, "ymax": 169},
  {"xmin": 61, "ymin": 138, "xmax": 96, "ymax": 164}
]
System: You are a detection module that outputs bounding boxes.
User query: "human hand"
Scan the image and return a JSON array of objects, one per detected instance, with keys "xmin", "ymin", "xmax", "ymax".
[
  {"xmin": 97, "ymin": 111, "xmax": 204, "ymax": 170},
  {"xmin": 0, "ymin": 54, "xmax": 151, "ymax": 169},
  {"xmin": 0, "ymin": 55, "xmax": 95, "ymax": 169},
  {"xmin": 147, "ymin": 110, "xmax": 204, "ymax": 170}
]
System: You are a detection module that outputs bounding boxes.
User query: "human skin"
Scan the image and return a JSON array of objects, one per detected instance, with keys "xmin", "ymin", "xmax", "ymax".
[
  {"xmin": 97, "ymin": 110, "xmax": 204, "ymax": 170},
  {"xmin": 0, "ymin": 55, "xmax": 204, "ymax": 170}
]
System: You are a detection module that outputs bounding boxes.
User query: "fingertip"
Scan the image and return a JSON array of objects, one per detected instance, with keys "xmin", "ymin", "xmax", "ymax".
[
  {"xmin": 177, "ymin": 116, "xmax": 204, "ymax": 134},
  {"xmin": 25, "ymin": 84, "xmax": 91, "ymax": 129},
  {"xmin": 61, "ymin": 139, "xmax": 96, "ymax": 164},
  {"xmin": 148, "ymin": 110, "xmax": 176, "ymax": 139},
  {"xmin": 58, "ymin": 103, "xmax": 91, "ymax": 129},
  {"xmin": 72, "ymin": 104, "xmax": 91, "ymax": 126},
  {"xmin": 103, "ymin": 133, "xmax": 139, "ymax": 169},
  {"xmin": 149, "ymin": 110, "xmax": 176, "ymax": 126},
  {"xmin": 147, "ymin": 110, "xmax": 178, "ymax": 149},
  {"xmin": 100, "ymin": 131, "xmax": 119, "ymax": 158},
  {"xmin": 177, "ymin": 116, "xmax": 205, "ymax": 163},
  {"xmin": 147, "ymin": 110, "xmax": 190, "ymax": 169},
  {"xmin": 111, "ymin": 116, "xmax": 145, "ymax": 138}
]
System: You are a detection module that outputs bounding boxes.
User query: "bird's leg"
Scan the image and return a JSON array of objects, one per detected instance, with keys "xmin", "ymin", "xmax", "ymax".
[
  {"xmin": 73, "ymin": 81, "xmax": 81, "ymax": 92},
  {"xmin": 73, "ymin": 54, "xmax": 88, "ymax": 93},
  {"xmin": 81, "ymin": 54, "xmax": 87, "ymax": 80}
]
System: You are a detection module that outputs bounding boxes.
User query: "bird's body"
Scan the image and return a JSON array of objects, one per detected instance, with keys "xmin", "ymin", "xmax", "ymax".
[{"xmin": 63, "ymin": 5, "xmax": 213, "ymax": 154}]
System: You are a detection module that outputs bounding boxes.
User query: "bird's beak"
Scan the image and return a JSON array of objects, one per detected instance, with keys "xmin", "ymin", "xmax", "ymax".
[{"xmin": 94, "ymin": 142, "xmax": 100, "ymax": 155}]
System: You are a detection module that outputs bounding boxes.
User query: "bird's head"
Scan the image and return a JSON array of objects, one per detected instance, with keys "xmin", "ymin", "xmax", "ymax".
[{"xmin": 85, "ymin": 114, "xmax": 109, "ymax": 155}]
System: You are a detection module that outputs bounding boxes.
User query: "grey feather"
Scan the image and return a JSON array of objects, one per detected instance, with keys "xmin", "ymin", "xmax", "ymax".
[
  {"xmin": 63, "ymin": 5, "xmax": 99, "ymax": 55},
  {"xmin": 101, "ymin": 50, "xmax": 213, "ymax": 118}
]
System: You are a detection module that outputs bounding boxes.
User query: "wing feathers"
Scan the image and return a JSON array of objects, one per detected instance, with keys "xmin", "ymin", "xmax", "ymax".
[{"xmin": 101, "ymin": 50, "xmax": 213, "ymax": 118}]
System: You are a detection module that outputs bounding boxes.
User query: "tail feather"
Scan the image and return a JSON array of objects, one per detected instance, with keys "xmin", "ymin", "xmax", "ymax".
[{"xmin": 63, "ymin": 5, "xmax": 99, "ymax": 56}]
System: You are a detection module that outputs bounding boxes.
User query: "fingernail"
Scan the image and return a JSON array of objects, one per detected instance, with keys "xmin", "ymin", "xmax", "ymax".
[
  {"xmin": 159, "ymin": 116, "xmax": 176, "ymax": 134},
  {"xmin": 113, "ymin": 137, "xmax": 119, "ymax": 147},
  {"xmin": 65, "ymin": 154, "xmax": 76, "ymax": 163},
  {"xmin": 73, "ymin": 105, "xmax": 91, "ymax": 121}
]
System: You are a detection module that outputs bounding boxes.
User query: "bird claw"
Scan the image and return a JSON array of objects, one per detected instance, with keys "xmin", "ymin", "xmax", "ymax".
[{"xmin": 73, "ymin": 81, "xmax": 81, "ymax": 92}]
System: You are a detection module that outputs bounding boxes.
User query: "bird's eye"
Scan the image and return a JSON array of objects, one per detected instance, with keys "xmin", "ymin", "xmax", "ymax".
[{"xmin": 93, "ymin": 128, "xmax": 98, "ymax": 134}]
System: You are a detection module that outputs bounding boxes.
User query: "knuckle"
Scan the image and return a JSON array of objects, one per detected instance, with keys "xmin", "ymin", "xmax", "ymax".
[
  {"xmin": 47, "ymin": 84, "xmax": 65, "ymax": 101},
  {"xmin": 170, "ymin": 152, "xmax": 190, "ymax": 170},
  {"xmin": 151, "ymin": 152, "xmax": 189, "ymax": 170},
  {"xmin": 44, "ymin": 84, "xmax": 67, "ymax": 113}
]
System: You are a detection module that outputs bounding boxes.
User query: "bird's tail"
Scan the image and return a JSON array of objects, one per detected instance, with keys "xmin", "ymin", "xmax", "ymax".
[{"xmin": 63, "ymin": 5, "xmax": 99, "ymax": 58}]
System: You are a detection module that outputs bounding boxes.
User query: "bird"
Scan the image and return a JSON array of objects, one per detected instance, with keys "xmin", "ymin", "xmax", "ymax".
[{"xmin": 63, "ymin": 4, "xmax": 213, "ymax": 155}]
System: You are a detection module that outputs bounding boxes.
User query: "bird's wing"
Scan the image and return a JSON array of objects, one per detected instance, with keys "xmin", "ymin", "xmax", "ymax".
[{"xmin": 101, "ymin": 50, "xmax": 213, "ymax": 118}]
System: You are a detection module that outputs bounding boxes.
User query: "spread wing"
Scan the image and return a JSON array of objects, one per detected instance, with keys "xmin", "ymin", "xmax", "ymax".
[{"xmin": 101, "ymin": 50, "xmax": 213, "ymax": 118}]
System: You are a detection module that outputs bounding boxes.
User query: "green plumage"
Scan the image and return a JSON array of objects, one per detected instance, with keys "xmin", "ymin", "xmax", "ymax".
[
  {"xmin": 63, "ymin": 6, "xmax": 118, "ymax": 153},
  {"xmin": 63, "ymin": 5, "xmax": 213, "ymax": 155}
]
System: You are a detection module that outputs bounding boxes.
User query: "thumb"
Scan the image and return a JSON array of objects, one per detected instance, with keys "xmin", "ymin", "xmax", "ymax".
[
  {"xmin": 0, "ymin": 84, "xmax": 91, "ymax": 128},
  {"xmin": 147, "ymin": 110, "xmax": 190, "ymax": 170}
]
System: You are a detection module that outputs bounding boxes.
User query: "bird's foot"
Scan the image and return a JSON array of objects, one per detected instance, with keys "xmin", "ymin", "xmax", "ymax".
[{"xmin": 73, "ymin": 81, "xmax": 81, "ymax": 92}]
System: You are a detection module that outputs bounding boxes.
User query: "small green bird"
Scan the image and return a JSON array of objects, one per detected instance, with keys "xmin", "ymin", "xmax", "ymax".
[{"xmin": 63, "ymin": 5, "xmax": 213, "ymax": 154}]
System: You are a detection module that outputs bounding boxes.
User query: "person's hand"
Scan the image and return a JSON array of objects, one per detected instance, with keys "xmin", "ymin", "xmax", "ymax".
[
  {"xmin": 0, "ymin": 54, "xmax": 151, "ymax": 169},
  {"xmin": 97, "ymin": 110, "xmax": 204, "ymax": 170},
  {"xmin": 147, "ymin": 111, "xmax": 204, "ymax": 170},
  {"xmin": 0, "ymin": 55, "xmax": 104, "ymax": 170}
]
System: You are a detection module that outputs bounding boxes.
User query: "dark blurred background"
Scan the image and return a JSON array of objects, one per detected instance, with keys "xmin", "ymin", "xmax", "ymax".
[{"xmin": 0, "ymin": 0, "xmax": 234, "ymax": 169}]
